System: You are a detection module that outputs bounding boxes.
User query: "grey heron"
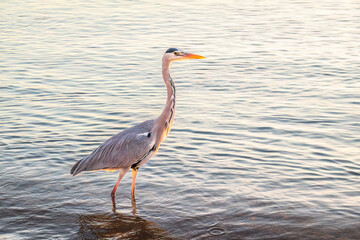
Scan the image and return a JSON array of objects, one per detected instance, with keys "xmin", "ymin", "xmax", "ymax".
[{"xmin": 70, "ymin": 48, "xmax": 205, "ymax": 209}]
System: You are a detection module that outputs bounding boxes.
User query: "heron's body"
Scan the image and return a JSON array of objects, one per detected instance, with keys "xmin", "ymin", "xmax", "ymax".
[
  {"xmin": 71, "ymin": 119, "xmax": 156, "ymax": 175},
  {"xmin": 70, "ymin": 48, "xmax": 204, "ymax": 209}
]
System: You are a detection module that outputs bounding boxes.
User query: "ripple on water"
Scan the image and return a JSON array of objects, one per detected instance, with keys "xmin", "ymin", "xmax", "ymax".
[{"xmin": 208, "ymin": 225, "xmax": 227, "ymax": 237}]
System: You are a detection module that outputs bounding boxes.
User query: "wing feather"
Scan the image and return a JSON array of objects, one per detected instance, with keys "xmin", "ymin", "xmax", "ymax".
[{"xmin": 71, "ymin": 120, "xmax": 155, "ymax": 175}]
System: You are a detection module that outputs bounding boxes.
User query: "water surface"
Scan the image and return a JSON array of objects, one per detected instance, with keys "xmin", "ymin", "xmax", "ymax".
[{"xmin": 1, "ymin": 0, "xmax": 359, "ymax": 239}]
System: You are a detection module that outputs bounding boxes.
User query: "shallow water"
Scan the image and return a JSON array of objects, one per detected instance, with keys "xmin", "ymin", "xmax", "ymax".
[{"xmin": 1, "ymin": 0, "xmax": 359, "ymax": 239}]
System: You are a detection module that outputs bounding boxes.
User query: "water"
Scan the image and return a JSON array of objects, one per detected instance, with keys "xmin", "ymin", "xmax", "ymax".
[{"xmin": 1, "ymin": 0, "xmax": 359, "ymax": 239}]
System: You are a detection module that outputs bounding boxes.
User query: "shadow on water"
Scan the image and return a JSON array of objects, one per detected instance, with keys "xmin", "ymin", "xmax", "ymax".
[{"xmin": 74, "ymin": 212, "xmax": 172, "ymax": 240}]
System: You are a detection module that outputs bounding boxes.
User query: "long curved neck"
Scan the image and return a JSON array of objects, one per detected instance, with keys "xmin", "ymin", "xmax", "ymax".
[
  {"xmin": 161, "ymin": 60, "xmax": 176, "ymax": 124},
  {"xmin": 153, "ymin": 59, "xmax": 176, "ymax": 146}
]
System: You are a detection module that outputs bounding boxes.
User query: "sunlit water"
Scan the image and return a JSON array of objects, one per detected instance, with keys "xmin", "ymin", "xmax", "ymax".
[{"xmin": 1, "ymin": 0, "xmax": 359, "ymax": 239}]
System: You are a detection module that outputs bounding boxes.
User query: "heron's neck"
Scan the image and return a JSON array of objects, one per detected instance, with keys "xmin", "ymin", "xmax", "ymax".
[
  {"xmin": 154, "ymin": 60, "xmax": 176, "ymax": 144},
  {"xmin": 161, "ymin": 61, "xmax": 176, "ymax": 127}
]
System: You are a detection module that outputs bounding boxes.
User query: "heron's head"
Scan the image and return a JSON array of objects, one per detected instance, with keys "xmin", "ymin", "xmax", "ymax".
[{"xmin": 163, "ymin": 48, "xmax": 205, "ymax": 63}]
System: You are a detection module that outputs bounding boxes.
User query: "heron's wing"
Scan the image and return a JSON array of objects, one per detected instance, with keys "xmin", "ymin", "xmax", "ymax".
[{"xmin": 71, "ymin": 120, "xmax": 155, "ymax": 175}]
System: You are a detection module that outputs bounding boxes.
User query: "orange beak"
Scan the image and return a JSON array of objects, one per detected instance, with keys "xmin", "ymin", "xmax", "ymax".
[{"xmin": 184, "ymin": 52, "xmax": 206, "ymax": 59}]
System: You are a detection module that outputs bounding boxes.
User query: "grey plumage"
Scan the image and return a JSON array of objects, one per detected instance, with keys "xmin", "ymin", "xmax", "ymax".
[{"xmin": 71, "ymin": 120, "xmax": 155, "ymax": 176}]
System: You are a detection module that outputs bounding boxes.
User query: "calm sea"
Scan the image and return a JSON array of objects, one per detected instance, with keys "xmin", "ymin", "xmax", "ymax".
[{"xmin": 1, "ymin": 0, "xmax": 359, "ymax": 239}]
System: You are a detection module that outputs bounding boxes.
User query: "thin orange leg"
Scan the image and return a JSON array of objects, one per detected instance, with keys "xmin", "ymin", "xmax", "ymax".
[
  {"xmin": 111, "ymin": 167, "xmax": 129, "ymax": 210},
  {"xmin": 131, "ymin": 167, "xmax": 139, "ymax": 199}
]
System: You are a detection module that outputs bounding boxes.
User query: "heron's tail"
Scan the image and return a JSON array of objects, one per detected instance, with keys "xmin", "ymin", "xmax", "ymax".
[{"xmin": 70, "ymin": 159, "xmax": 83, "ymax": 176}]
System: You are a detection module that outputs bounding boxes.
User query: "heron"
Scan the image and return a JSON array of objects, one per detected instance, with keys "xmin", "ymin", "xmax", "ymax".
[{"xmin": 70, "ymin": 48, "xmax": 205, "ymax": 209}]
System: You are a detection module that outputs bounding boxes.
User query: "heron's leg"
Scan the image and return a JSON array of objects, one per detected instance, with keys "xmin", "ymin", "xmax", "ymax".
[
  {"xmin": 111, "ymin": 167, "xmax": 129, "ymax": 210},
  {"xmin": 131, "ymin": 167, "xmax": 139, "ymax": 199}
]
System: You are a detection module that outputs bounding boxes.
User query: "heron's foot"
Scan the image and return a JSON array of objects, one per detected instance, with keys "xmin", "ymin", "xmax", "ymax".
[
  {"xmin": 131, "ymin": 196, "xmax": 137, "ymax": 215},
  {"xmin": 131, "ymin": 194, "xmax": 136, "ymax": 203},
  {"xmin": 111, "ymin": 192, "xmax": 116, "ymax": 210}
]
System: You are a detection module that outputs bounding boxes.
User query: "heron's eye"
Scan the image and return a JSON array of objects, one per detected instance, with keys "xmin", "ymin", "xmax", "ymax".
[{"xmin": 174, "ymin": 52, "xmax": 179, "ymax": 56}]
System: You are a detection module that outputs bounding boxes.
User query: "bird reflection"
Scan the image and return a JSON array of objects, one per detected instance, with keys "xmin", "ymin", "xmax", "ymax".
[{"xmin": 76, "ymin": 211, "xmax": 172, "ymax": 240}]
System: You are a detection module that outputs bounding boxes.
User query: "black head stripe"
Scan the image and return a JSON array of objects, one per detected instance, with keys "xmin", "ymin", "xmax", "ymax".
[{"xmin": 165, "ymin": 48, "xmax": 179, "ymax": 53}]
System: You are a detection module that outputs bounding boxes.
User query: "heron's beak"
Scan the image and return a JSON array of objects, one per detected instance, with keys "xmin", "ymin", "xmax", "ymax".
[{"xmin": 183, "ymin": 52, "xmax": 206, "ymax": 59}]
